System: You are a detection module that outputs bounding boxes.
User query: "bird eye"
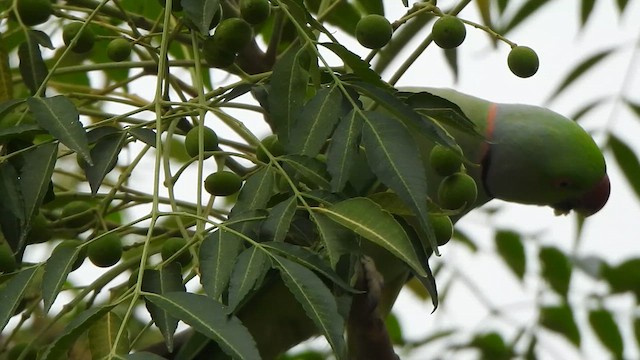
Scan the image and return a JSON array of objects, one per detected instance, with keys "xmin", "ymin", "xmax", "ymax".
[{"xmin": 554, "ymin": 178, "xmax": 573, "ymax": 189}]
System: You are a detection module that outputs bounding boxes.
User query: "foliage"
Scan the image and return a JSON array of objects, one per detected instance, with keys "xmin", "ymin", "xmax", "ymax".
[{"xmin": 0, "ymin": 0, "xmax": 638, "ymax": 359}]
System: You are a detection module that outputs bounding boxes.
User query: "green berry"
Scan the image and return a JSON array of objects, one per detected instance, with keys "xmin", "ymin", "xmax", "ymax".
[
  {"xmin": 61, "ymin": 201, "xmax": 94, "ymax": 229},
  {"xmin": 240, "ymin": 0, "xmax": 271, "ymax": 25},
  {"xmin": 202, "ymin": 36, "xmax": 237, "ymax": 68},
  {"xmin": 355, "ymin": 14, "xmax": 392, "ymax": 49},
  {"xmin": 88, "ymin": 233, "xmax": 122, "ymax": 268},
  {"xmin": 429, "ymin": 144, "xmax": 462, "ymax": 177},
  {"xmin": 16, "ymin": 0, "xmax": 53, "ymax": 26},
  {"xmin": 26, "ymin": 212, "xmax": 53, "ymax": 244},
  {"xmin": 62, "ymin": 22, "xmax": 96, "ymax": 53},
  {"xmin": 432, "ymin": 15, "xmax": 466, "ymax": 49},
  {"xmin": 438, "ymin": 172, "xmax": 477, "ymax": 210},
  {"xmin": 161, "ymin": 237, "xmax": 192, "ymax": 266},
  {"xmin": 107, "ymin": 38, "xmax": 132, "ymax": 62},
  {"xmin": 429, "ymin": 214, "xmax": 453, "ymax": 246},
  {"xmin": 204, "ymin": 171, "xmax": 243, "ymax": 196},
  {"xmin": 256, "ymin": 134, "xmax": 285, "ymax": 162},
  {"xmin": 212, "ymin": 18, "xmax": 253, "ymax": 53},
  {"xmin": 184, "ymin": 126, "xmax": 218, "ymax": 158},
  {"xmin": 508, "ymin": 46, "xmax": 539, "ymax": 78},
  {"xmin": 54, "ymin": 240, "xmax": 87, "ymax": 271}
]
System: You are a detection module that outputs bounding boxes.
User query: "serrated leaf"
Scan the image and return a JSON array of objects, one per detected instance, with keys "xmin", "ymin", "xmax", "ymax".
[
  {"xmin": 141, "ymin": 265, "xmax": 186, "ymax": 353},
  {"xmin": 0, "ymin": 42, "xmax": 12, "ymax": 101},
  {"xmin": 288, "ymin": 86, "xmax": 343, "ymax": 156},
  {"xmin": 318, "ymin": 197, "xmax": 427, "ymax": 277},
  {"xmin": 539, "ymin": 246, "xmax": 572, "ymax": 298},
  {"xmin": 539, "ymin": 304, "xmax": 581, "ymax": 346},
  {"xmin": 182, "ymin": 0, "xmax": 219, "ymax": 35},
  {"xmin": 319, "ymin": 43, "xmax": 385, "ymax": 87},
  {"xmin": 273, "ymin": 255, "xmax": 346, "ymax": 359},
  {"xmin": 227, "ymin": 246, "xmax": 270, "ymax": 311},
  {"xmin": 414, "ymin": 262, "xmax": 438, "ymax": 311},
  {"xmin": 88, "ymin": 312, "xmax": 130, "ymax": 358},
  {"xmin": 261, "ymin": 196, "xmax": 297, "ymax": 243},
  {"xmin": 0, "ymin": 162, "xmax": 25, "ymax": 221},
  {"xmin": 84, "ymin": 133, "xmax": 125, "ymax": 194},
  {"xmin": 609, "ymin": 135, "xmax": 640, "ymax": 201},
  {"xmin": 548, "ymin": 49, "xmax": 613, "ymax": 101},
  {"xmin": 327, "ymin": 109, "xmax": 363, "ymax": 192},
  {"xmin": 500, "ymin": 0, "xmax": 552, "ymax": 34},
  {"xmin": 361, "ymin": 111, "xmax": 437, "ymax": 255},
  {"xmin": 173, "ymin": 331, "xmax": 210, "ymax": 360},
  {"xmin": 18, "ymin": 32, "xmax": 49, "ymax": 95},
  {"xmin": 42, "ymin": 243, "xmax": 86, "ymax": 312},
  {"xmin": 405, "ymin": 91, "xmax": 480, "ymax": 138},
  {"xmin": 42, "ymin": 305, "xmax": 115, "ymax": 360},
  {"xmin": 588, "ymin": 309, "xmax": 623, "ymax": 357},
  {"xmin": 0, "ymin": 124, "xmax": 43, "ymax": 142},
  {"xmin": 0, "ymin": 266, "xmax": 39, "ymax": 332},
  {"xmin": 281, "ymin": 155, "xmax": 331, "ymax": 189},
  {"xmin": 27, "ymin": 96, "xmax": 91, "ymax": 163},
  {"xmin": 603, "ymin": 258, "xmax": 640, "ymax": 296},
  {"xmin": 268, "ymin": 47, "xmax": 309, "ymax": 143},
  {"xmin": 199, "ymin": 229, "xmax": 244, "ymax": 300},
  {"xmin": 128, "ymin": 127, "xmax": 157, "ymax": 147},
  {"xmin": 231, "ymin": 166, "xmax": 276, "ymax": 216},
  {"xmin": 144, "ymin": 292, "xmax": 261, "ymax": 360},
  {"xmin": 264, "ymin": 241, "xmax": 355, "ymax": 293},
  {"xmin": 495, "ymin": 230, "xmax": 526, "ymax": 280},
  {"xmin": 305, "ymin": 0, "xmax": 360, "ymax": 35},
  {"xmin": 310, "ymin": 212, "xmax": 356, "ymax": 268},
  {"xmin": 443, "ymin": 48, "xmax": 459, "ymax": 82}
]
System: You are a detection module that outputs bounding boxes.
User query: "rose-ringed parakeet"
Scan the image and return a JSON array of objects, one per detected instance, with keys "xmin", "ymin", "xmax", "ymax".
[{"xmin": 147, "ymin": 88, "xmax": 610, "ymax": 359}]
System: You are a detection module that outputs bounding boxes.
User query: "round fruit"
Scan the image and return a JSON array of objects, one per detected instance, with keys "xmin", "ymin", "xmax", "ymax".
[
  {"xmin": 184, "ymin": 126, "xmax": 218, "ymax": 158},
  {"xmin": 202, "ymin": 37, "xmax": 237, "ymax": 68},
  {"xmin": 212, "ymin": 18, "xmax": 253, "ymax": 53},
  {"xmin": 507, "ymin": 46, "xmax": 539, "ymax": 78},
  {"xmin": 158, "ymin": 0, "xmax": 183, "ymax": 11},
  {"xmin": 438, "ymin": 172, "xmax": 477, "ymax": 210},
  {"xmin": 16, "ymin": 0, "xmax": 53, "ymax": 27},
  {"xmin": 256, "ymin": 134, "xmax": 285, "ymax": 163},
  {"xmin": 54, "ymin": 240, "xmax": 87, "ymax": 271},
  {"xmin": 62, "ymin": 22, "xmax": 96, "ymax": 53},
  {"xmin": 161, "ymin": 237, "xmax": 192, "ymax": 266},
  {"xmin": 204, "ymin": 171, "xmax": 243, "ymax": 196},
  {"xmin": 355, "ymin": 14, "xmax": 392, "ymax": 49},
  {"xmin": 26, "ymin": 212, "xmax": 53, "ymax": 244},
  {"xmin": 432, "ymin": 15, "xmax": 466, "ymax": 49},
  {"xmin": 240, "ymin": 0, "xmax": 271, "ymax": 25},
  {"xmin": 61, "ymin": 201, "xmax": 94, "ymax": 229},
  {"xmin": 429, "ymin": 213, "xmax": 453, "ymax": 246},
  {"xmin": 88, "ymin": 233, "xmax": 122, "ymax": 268},
  {"xmin": 106, "ymin": 38, "xmax": 132, "ymax": 62},
  {"xmin": 429, "ymin": 144, "xmax": 462, "ymax": 177},
  {"xmin": 8, "ymin": 343, "xmax": 38, "ymax": 360}
]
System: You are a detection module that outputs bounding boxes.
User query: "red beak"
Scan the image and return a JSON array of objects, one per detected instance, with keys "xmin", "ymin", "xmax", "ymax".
[{"xmin": 575, "ymin": 174, "xmax": 611, "ymax": 216}]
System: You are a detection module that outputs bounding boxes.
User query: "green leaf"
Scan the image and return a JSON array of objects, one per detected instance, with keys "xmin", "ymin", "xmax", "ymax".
[
  {"xmin": 547, "ymin": 49, "xmax": 614, "ymax": 101},
  {"xmin": 123, "ymin": 352, "xmax": 168, "ymax": 360},
  {"xmin": 88, "ymin": 312, "xmax": 130, "ymax": 358},
  {"xmin": 305, "ymin": 0, "xmax": 360, "ymax": 35},
  {"xmin": 273, "ymin": 255, "xmax": 346, "ymax": 359},
  {"xmin": 128, "ymin": 127, "xmax": 157, "ymax": 148},
  {"xmin": 268, "ymin": 46, "xmax": 309, "ymax": 143},
  {"xmin": 27, "ymin": 95, "xmax": 91, "ymax": 163},
  {"xmin": 0, "ymin": 162, "xmax": 25, "ymax": 221},
  {"xmin": 588, "ymin": 309, "xmax": 623, "ymax": 357},
  {"xmin": 281, "ymin": 155, "xmax": 331, "ymax": 189},
  {"xmin": 319, "ymin": 43, "xmax": 385, "ymax": 87},
  {"xmin": 603, "ymin": 258, "xmax": 640, "ymax": 296},
  {"xmin": 310, "ymin": 212, "xmax": 356, "ymax": 268},
  {"xmin": 141, "ymin": 265, "xmax": 186, "ymax": 353},
  {"xmin": 264, "ymin": 241, "xmax": 355, "ymax": 293},
  {"xmin": 580, "ymin": 0, "xmax": 596, "ymax": 26},
  {"xmin": 354, "ymin": 0, "xmax": 384, "ymax": 15},
  {"xmin": 609, "ymin": 135, "xmax": 640, "ymax": 201},
  {"xmin": 18, "ymin": 31, "xmax": 49, "ymax": 95},
  {"xmin": 318, "ymin": 197, "xmax": 427, "ymax": 277},
  {"xmin": 231, "ymin": 166, "xmax": 276, "ymax": 216},
  {"xmin": 199, "ymin": 229, "xmax": 244, "ymax": 300},
  {"xmin": 539, "ymin": 304, "xmax": 581, "ymax": 346},
  {"xmin": 227, "ymin": 246, "xmax": 270, "ymax": 311},
  {"xmin": 261, "ymin": 196, "xmax": 297, "ymax": 243},
  {"xmin": 0, "ymin": 124, "xmax": 42, "ymax": 142},
  {"xmin": 405, "ymin": 91, "xmax": 480, "ymax": 138},
  {"xmin": 144, "ymin": 292, "xmax": 261, "ymax": 360},
  {"xmin": 42, "ymin": 243, "xmax": 86, "ymax": 312},
  {"xmin": 288, "ymin": 86, "xmax": 343, "ymax": 156},
  {"xmin": 500, "ymin": 0, "xmax": 552, "ymax": 34},
  {"xmin": 182, "ymin": 0, "xmax": 219, "ymax": 35},
  {"xmin": 374, "ymin": 12, "xmax": 434, "ymax": 74},
  {"xmin": 470, "ymin": 332, "xmax": 511, "ymax": 359},
  {"xmin": 361, "ymin": 111, "xmax": 437, "ymax": 255},
  {"xmin": 539, "ymin": 246, "xmax": 572, "ymax": 299},
  {"xmin": 326, "ymin": 109, "xmax": 363, "ymax": 192},
  {"xmin": 616, "ymin": 0, "xmax": 630, "ymax": 13},
  {"xmin": 443, "ymin": 48, "xmax": 459, "ymax": 83},
  {"xmin": 570, "ymin": 97, "xmax": 608, "ymax": 122},
  {"xmin": 83, "ymin": 132, "xmax": 126, "ymax": 194},
  {"xmin": 42, "ymin": 305, "xmax": 115, "ymax": 360},
  {"xmin": 495, "ymin": 230, "xmax": 526, "ymax": 280},
  {"xmin": 0, "ymin": 266, "xmax": 39, "ymax": 332}
]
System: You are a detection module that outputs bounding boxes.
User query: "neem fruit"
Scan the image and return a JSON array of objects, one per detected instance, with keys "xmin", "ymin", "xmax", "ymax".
[
  {"xmin": 161, "ymin": 237, "xmax": 192, "ymax": 266},
  {"xmin": 202, "ymin": 36, "xmax": 237, "ymax": 68},
  {"xmin": 429, "ymin": 214, "xmax": 453, "ymax": 246},
  {"xmin": 508, "ymin": 46, "xmax": 539, "ymax": 78},
  {"xmin": 88, "ymin": 233, "xmax": 122, "ymax": 268},
  {"xmin": 438, "ymin": 172, "xmax": 477, "ymax": 210},
  {"xmin": 212, "ymin": 18, "xmax": 253, "ymax": 53},
  {"xmin": 184, "ymin": 126, "xmax": 218, "ymax": 158},
  {"xmin": 429, "ymin": 144, "xmax": 462, "ymax": 177},
  {"xmin": 16, "ymin": 0, "xmax": 53, "ymax": 27},
  {"xmin": 204, "ymin": 171, "xmax": 243, "ymax": 196},
  {"xmin": 107, "ymin": 38, "xmax": 132, "ymax": 62},
  {"xmin": 256, "ymin": 134, "xmax": 285, "ymax": 163},
  {"xmin": 240, "ymin": 0, "xmax": 271, "ymax": 25},
  {"xmin": 432, "ymin": 15, "xmax": 466, "ymax": 49},
  {"xmin": 355, "ymin": 14, "xmax": 392, "ymax": 49},
  {"xmin": 61, "ymin": 201, "xmax": 94, "ymax": 229},
  {"xmin": 62, "ymin": 22, "xmax": 96, "ymax": 53}
]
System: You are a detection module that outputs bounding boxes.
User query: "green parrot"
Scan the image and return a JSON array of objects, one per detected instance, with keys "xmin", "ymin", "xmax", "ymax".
[{"xmin": 148, "ymin": 88, "xmax": 610, "ymax": 359}]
